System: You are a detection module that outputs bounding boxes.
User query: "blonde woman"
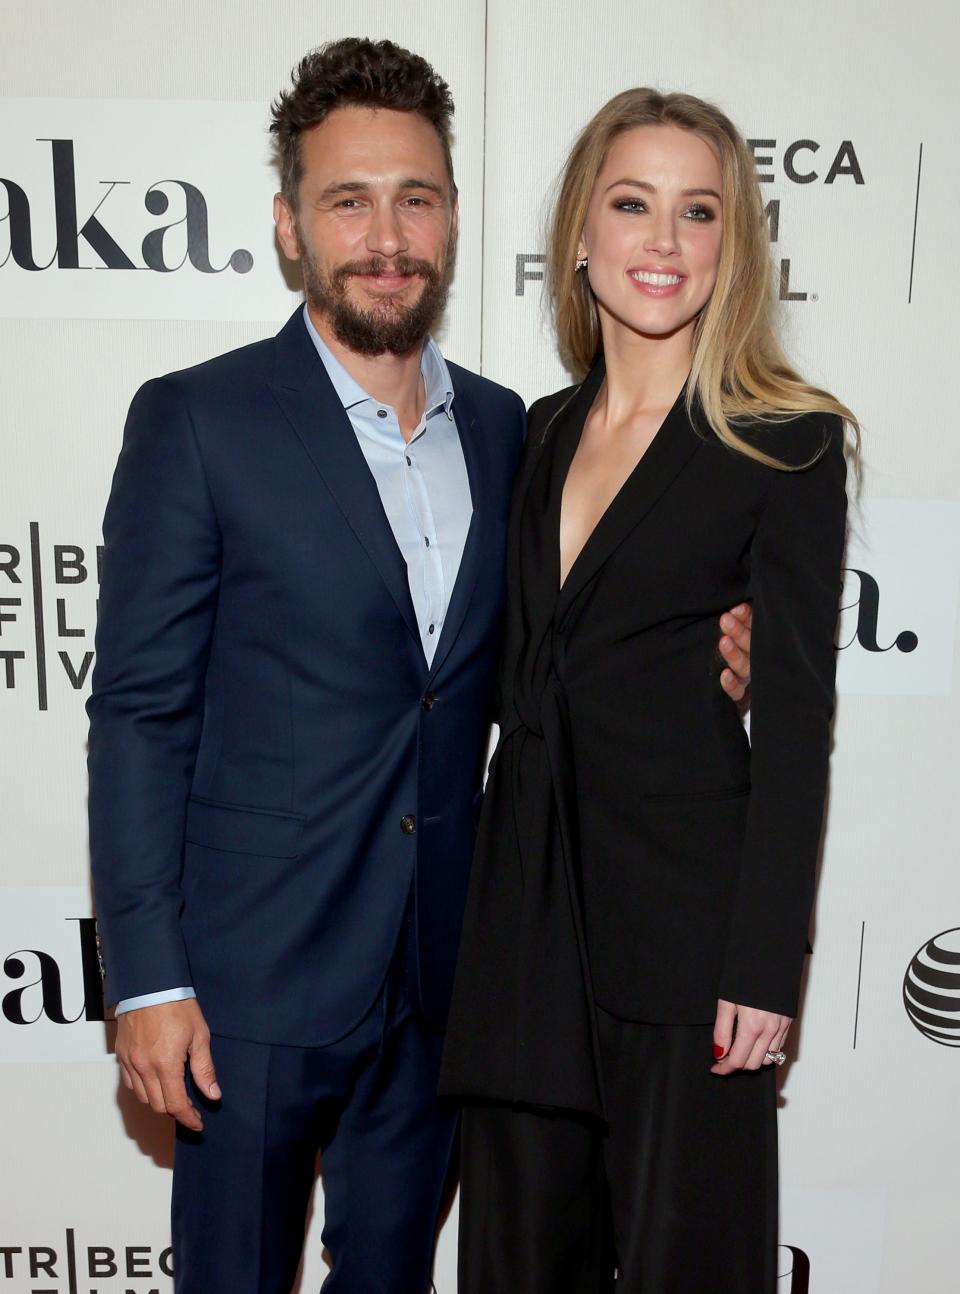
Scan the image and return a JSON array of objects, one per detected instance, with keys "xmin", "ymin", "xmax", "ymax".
[{"xmin": 439, "ymin": 88, "xmax": 856, "ymax": 1293}]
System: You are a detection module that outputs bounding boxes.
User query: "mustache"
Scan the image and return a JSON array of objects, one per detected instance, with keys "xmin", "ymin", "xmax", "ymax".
[{"xmin": 333, "ymin": 256, "xmax": 439, "ymax": 284}]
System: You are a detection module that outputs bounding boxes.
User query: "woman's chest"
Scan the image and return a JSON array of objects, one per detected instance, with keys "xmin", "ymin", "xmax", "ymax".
[
  {"xmin": 524, "ymin": 432, "xmax": 769, "ymax": 634},
  {"xmin": 559, "ymin": 413, "xmax": 667, "ymax": 588}
]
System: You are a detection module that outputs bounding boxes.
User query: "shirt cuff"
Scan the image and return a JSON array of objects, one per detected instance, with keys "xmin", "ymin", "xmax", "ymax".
[{"xmin": 115, "ymin": 987, "xmax": 197, "ymax": 1015}]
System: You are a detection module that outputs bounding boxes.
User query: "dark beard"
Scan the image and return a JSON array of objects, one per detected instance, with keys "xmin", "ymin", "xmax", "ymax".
[{"xmin": 300, "ymin": 241, "xmax": 455, "ymax": 357}]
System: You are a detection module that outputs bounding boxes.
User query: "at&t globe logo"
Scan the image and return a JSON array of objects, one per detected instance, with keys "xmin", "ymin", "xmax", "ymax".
[{"xmin": 903, "ymin": 928, "xmax": 960, "ymax": 1046}]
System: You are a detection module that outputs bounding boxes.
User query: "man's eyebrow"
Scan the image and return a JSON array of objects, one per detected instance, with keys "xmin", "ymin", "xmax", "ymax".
[
  {"xmin": 603, "ymin": 178, "xmax": 722, "ymax": 201},
  {"xmin": 400, "ymin": 177, "xmax": 446, "ymax": 196},
  {"xmin": 318, "ymin": 178, "xmax": 446, "ymax": 200},
  {"xmin": 319, "ymin": 180, "xmax": 371, "ymax": 200}
]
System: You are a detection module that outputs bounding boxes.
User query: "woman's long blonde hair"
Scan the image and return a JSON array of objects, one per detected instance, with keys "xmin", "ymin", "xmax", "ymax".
[{"xmin": 547, "ymin": 88, "xmax": 859, "ymax": 468}]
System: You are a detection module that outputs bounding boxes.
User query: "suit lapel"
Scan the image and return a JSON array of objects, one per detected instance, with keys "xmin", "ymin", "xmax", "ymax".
[
  {"xmin": 427, "ymin": 377, "xmax": 484, "ymax": 681},
  {"xmin": 519, "ymin": 364, "xmax": 605, "ymax": 632},
  {"xmin": 556, "ymin": 366, "xmax": 703, "ymax": 623},
  {"xmin": 268, "ymin": 311, "xmax": 424, "ymax": 654}
]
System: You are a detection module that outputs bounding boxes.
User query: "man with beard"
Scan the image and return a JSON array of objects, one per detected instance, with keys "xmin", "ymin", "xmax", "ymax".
[{"xmin": 87, "ymin": 37, "xmax": 752, "ymax": 1294}]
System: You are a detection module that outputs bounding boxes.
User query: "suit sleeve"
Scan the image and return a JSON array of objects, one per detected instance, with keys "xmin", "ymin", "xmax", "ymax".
[
  {"xmin": 717, "ymin": 416, "xmax": 848, "ymax": 1017},
  {"xmin": 87, "ymin": 378, "xmax": 221, "ymax": 1007}
]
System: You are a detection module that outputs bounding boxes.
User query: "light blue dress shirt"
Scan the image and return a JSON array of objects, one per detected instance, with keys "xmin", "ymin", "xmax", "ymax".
[
  {"xmin": 114, "ymin": 308, "xmax": 473, "ymax": 1015},
  {"xmin": 302, "ymin": 307, "xmax": 473, "ymax": 664}
]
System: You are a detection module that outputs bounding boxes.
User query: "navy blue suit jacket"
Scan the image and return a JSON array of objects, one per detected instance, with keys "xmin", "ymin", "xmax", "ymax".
[{"xmin": 87, "ymin": 309, "xmax": 525, "ymax": 1046}]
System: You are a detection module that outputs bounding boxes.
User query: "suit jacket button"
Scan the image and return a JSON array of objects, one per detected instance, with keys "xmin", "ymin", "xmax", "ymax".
[
  {"xmin": 400, "ymin": 815, "xmax": 417, "ymax": 835},
  {"xmin": 421, "ymin": 692, "xmax": 437, "ymax": 711}
]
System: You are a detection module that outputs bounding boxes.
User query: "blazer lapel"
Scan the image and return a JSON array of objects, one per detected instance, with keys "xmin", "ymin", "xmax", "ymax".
[
  {"xmin": 556, "ymin": 367, "xmax": 704, "ymax": 623},
  {"xmin": 268, "ymin": 311, "xmax": 423, "ymax": 653},
  {"xmin": 427, "ymin": 378, "xmax": 484, "ymax": 681},
  {"xmin": 520, "ymin": 363, "xmax": 605, "ymax": 632}
]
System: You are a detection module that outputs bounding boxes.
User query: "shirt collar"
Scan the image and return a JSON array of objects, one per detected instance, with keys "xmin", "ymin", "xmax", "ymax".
[{"xmin": 302, "ymin": 304, "xmax": 455, "ymax": 422}]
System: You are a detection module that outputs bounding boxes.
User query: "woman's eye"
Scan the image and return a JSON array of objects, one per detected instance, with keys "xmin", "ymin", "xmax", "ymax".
[
  {"xmin": 684, "ymin": 205, "xmax": 716, "ymax": 221},
  {"xmin": 613, "ymin": 199, "xmax": 646, "ymax": 214}
]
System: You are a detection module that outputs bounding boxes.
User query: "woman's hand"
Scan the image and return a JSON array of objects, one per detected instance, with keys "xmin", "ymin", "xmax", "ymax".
[{"xmin": 710, "ymin": 998, "xmax": 792, "ymax": 1075}]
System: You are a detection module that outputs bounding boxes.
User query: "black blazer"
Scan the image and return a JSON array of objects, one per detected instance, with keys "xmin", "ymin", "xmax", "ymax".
[{"xmin": 440, "ymin": 359, "xmax": 848, "ymax": 1119}]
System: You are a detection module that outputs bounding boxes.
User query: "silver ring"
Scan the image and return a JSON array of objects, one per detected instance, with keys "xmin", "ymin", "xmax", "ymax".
[{"xmin": 765, "ymin": 1050, "xmax": 787, "ymax": 1066}]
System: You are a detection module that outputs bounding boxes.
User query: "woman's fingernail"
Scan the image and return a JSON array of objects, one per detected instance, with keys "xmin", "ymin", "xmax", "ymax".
[{"xmin": 712, "ymin": 1044, "xmax": 726, "ymax": 1059}]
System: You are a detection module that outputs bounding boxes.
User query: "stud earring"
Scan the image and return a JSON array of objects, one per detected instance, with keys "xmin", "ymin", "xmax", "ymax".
[{"xmin": 575, "ymin": 257, "xmax": 588, "ymax": 271}]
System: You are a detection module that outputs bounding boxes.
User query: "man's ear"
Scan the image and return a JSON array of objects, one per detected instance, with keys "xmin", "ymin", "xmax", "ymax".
[
  {"xmin": 273, "ymin": 192, "xmax": 301, "ymax": 262},
  {"xmin": 450, "ymin": 190, "xmax": 460, "ymax": 242}
]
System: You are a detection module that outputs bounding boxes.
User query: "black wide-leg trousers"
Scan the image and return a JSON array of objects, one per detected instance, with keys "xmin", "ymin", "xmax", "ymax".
[{"xmin": 458, "ymin": 1012, "xmax": 778, "ymax": 1294}]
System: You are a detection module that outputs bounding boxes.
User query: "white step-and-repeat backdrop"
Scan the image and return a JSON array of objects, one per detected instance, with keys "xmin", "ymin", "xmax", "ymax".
[{"xmin": 2, "ymin": 3, "xmax": 958, "ymax": 1291}]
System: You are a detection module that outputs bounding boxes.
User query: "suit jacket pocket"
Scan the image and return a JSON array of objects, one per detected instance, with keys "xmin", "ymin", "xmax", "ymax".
[
  {"xmin": 184, "ymin": 796, "xmax": 305, "ymax": 858},
  {"xmin": 636, "ymin": 784, "xmax": 751, "ymax": 806}
]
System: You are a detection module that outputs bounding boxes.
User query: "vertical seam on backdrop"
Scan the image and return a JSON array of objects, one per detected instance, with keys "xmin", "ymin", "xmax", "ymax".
[
  {"xmin": 478, "ymin": 0, "xmax": 490, "ymax": 374},
  {"xmin": 29, "ymin": 521, "xmax": 48, "ymax": 711},
  {"xmin": 908, "ymin": 143, "xmax": 923, "ymax": 304},
  {"xmin": 65, "ymin": 1227, "xmax": 78, "ymax": 1294},
  {"xmin": 853, "ymin": 920, "xmax": 866, "ymax": 1048}
]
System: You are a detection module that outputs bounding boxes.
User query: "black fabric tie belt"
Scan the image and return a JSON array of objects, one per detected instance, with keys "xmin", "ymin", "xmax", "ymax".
[{"xmin": 496, "ymin": 675, "xmax": 607, "ymax": 1121}]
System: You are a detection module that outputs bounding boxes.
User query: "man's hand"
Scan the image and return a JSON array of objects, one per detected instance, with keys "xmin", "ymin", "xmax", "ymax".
[
  {"xmin": 116, "ymin": 998, "xmax": 220, "ymax": 1131},
  {"xmin": 718, "ymin": 603, "xmax": 752, "ymax": 707}
]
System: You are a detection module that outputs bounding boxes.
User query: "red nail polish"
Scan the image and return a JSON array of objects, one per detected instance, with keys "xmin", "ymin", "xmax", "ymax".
[{"xmin": 712, "ymin": 1044, "xmax": 725, "ymax": 1059}]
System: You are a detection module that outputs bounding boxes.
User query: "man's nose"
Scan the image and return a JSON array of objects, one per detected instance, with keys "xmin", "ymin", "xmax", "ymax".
[{"xmin": 366, "ymin": 202, "xmax": 407, "ymax": 257}]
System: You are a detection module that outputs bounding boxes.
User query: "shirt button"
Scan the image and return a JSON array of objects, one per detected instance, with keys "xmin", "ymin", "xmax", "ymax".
[
  {"xmin": 377, "ymin": 409, "xmax": 388, "ymax": 419},
  {"xmin": 428, "ymin": 624, "xmax": 435, "ymax": 635},
  {"xmin": 424, "ymin": 537, "xmax": 430, "ymax": 547},
  {"xmin": 406, "ymin": 456, "xmax": 412, "ymax": 466},
  {"xmin": 400, "ymin": 815, "xmax": 417, "ymax": 835},
  {"xmin": 421, "ymin": 692, "xmax": 437, "ymax": 711}
]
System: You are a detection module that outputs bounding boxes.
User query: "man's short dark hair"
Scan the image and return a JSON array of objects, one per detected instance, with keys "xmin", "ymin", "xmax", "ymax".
[{"xmin": 270, "ymin": 38, "xmax": 456, "ymax": 205}]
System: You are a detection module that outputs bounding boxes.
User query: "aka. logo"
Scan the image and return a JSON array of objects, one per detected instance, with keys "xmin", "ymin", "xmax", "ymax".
[
  {"xmin": 0, "ymin": 890, "xmax": 110, "ymax": 1063},
  {"xmin": 2, "ymin": 916, "xmax": 104, "ymax": 1027},
  {"xmin": 835, "ymin": 500, "xmax": 960, "ymax": 698},
  {"xmin": 838, "ymin": 568, "xmax": 919, "ymax": 656},
  {"xmin": 903, "ymin": 928, "xmax": 960, "ymax": 1047},
  {"xmin": 777, "ymin": 1245, "xmax": 811, "ymax": 1293},
  {"xmin": 1, "ymin": 138, "xmax": 253, "ymax": 276},
  {"xmin": 0, "ymin": 99, "xmax": 298, "ymax": 321}
]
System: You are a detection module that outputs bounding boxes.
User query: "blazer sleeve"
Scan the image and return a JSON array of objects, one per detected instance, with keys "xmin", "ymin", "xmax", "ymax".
[
  {"xmin": 87, "ymin": 377, "xmax": 221, "ymax": 1007},
  {"xmin": 717, "ymin": 416, "xmax": 848, "ymax": 1017}
]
